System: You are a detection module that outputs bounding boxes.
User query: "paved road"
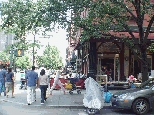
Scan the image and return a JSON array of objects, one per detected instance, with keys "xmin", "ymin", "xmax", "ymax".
[{"xmin": 0, "ymin": 100, "xmax": 154, "ymax": 115}]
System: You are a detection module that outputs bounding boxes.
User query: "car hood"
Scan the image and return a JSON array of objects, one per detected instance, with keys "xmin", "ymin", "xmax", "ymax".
[{"xmin": 113, "ymin": 88, "xmax": 142, "ymax": 96}]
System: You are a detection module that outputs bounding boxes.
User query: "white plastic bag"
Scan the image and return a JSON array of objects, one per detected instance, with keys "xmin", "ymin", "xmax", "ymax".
[{"xmin": 83, "ymin": 77, "xmax": 105, "ymax": 110}]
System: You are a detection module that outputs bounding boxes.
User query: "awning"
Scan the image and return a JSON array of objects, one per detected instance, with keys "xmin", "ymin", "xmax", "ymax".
[{"xmin": 108, "ymin": 31, "xmax": 154, "ymax": 39}]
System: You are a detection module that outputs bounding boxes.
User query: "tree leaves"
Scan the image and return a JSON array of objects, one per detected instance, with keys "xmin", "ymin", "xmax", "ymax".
[{"xmin": 36, "ymin": 45, "xmax": 63, "ymax": 69}]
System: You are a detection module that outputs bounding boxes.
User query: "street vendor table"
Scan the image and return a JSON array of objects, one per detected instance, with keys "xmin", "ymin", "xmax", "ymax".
[
  {"xmin": 50, "ymin": 78, "xmax": 86, "ymax": 89},
  {"xmin": 134, "ymin": 83, "xmax": 141, "ymax": 87},
  {"xmin": 100, "ymin": 81, "xmax": 130, "ymax": 89}
]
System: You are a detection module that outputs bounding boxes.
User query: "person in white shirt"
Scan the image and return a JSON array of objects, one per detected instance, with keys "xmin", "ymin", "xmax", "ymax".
[
  {"xmin": 38, "ymin": 64, "xmax": 46, "ymax": 76},
  {"xmin": 38, "ymin": 69, "xmax": 49, "ymax": 104},
  {"xmin": 50, "ymin": 66, "xmax": 66, "ymax": 95}
]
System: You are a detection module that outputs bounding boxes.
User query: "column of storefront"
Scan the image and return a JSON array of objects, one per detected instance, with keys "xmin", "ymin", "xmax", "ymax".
[
  {"xmin": 152, "ymin": 53, "xmax": 154, "ymax": 70},
  {"xmin": 87, "ymin": 41, "xmax": 96, "ymax": 80},
  {"xmin": 119, "ymin": 43, "xmax": 125, "ymax": 81}
]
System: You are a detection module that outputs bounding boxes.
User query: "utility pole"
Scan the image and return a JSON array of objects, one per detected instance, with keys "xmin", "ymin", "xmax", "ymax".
[
  {"xmin": 39, "ymin": 35, "xmax": 53, "ymax": 68},
  {"xmin": 33, "ymin": 30, "xmax": 37, "ymax": 66},
  {"xmin": 10, "ymin": 44, "xmax": 13, "ymax": 68}
]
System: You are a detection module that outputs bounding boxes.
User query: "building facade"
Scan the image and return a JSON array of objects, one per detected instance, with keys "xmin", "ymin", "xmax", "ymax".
[{"xmin": 67, "ymin": 1, "xmax": 154, "ymax": 82}]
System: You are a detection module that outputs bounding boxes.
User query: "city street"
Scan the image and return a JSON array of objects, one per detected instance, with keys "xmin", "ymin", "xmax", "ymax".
[
  {"xmin": 0, "ymin": 100, "xmax": 154, "ymax": 115},
  {"xmin": 0, "ymin": 74, "xmax": 153, "ymax": 115}
]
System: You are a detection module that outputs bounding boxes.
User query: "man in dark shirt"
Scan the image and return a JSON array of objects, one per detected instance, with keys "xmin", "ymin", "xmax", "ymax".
[
  {"xmin": 25, "ymin": 66, "xmax": 39, "ymax": 105},
  {"xmin": 0, "ymin": 65, "xmax": 7, "ymax": 96}
]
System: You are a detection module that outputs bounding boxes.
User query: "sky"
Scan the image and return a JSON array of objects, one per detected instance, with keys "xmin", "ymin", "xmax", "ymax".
[
  {"xmin": 27, "ymin": 27, "xmax": 69, "ymax": 66},
  {"xmin": 0, "ymin": 0, "xmax": 70, "ymax": 66}
]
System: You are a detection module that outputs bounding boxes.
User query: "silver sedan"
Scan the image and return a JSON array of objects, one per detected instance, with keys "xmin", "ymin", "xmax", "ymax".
[{"xmin": 110, "ymin": 78, "xmax": 154, "ymax": 115}]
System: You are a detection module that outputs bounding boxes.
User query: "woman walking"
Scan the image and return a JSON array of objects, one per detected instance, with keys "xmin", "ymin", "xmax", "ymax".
[
  {"xmin": 50, "ymin": 66, "xmax": 66, "ymax": 95},
  {"xmin": 38, "ymin": 69, "xmax": 49, "ymax": 104},
  {"xmin": 5, "ymin": 67, "xmax": 15, "ymax": 98}
]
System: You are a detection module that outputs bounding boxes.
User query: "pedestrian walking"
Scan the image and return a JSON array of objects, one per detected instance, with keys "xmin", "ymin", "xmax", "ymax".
[
  {"xmin": 25, "ymin": 66, "xmax": 39, "ymax": 105},
  {"xmin": 50, "ymin": 66, "xmax": 66, "ymax": 95},
  {"xmin": 0, "ymin": 65, "xmax": 7, "ymax": 96},
  {"xmin": 38, "ymin": 64, "xmax": 46, "ymax": 77},
  {"xmin": 5, "ymin": 67, "xmax": 15, "ymax": 98},
  {"xmin": 38, "ymin": 69, "xmax": 49, "ymax": 104}
]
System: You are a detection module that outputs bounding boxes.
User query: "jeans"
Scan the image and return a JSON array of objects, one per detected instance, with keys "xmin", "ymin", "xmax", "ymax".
[
  {"xmin": 27, "ymin": 86, "xmax": 36, "ymax": 104},
  {"xmin": 0, "ymin": 80, "xmax": 6, "ymax": 96},
  {"xmin": 40, "ymin": 85, "xmax": 48, "ymax": 103}
]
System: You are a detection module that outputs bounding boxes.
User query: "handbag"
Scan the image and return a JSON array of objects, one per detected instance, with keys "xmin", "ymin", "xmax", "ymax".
[{"xmin": 65, "ymin": 83, "xmax": 72, "ymax": 89}]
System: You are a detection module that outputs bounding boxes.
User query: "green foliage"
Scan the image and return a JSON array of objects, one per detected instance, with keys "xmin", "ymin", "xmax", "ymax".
[
  {"xmin": 0, "ymin": 50, "xmax": 10, "ymax": 64},
  {"xmin": 148, "ymin": 43, "xmax": 154, "ymax": 53},
  {"xmin": 1, "ymin": 0, "xmax": 69, "ymax": 40},
  {"xmin": 36, "ymin": 45, "xmax": 63, "ymax": 69},
  {"xmin": 0, "ymin": 0, "xmax": 154, "ymax": 82},
  {"xmin": 15, "ymin": 55, "xmax": 31, "ymax": 70}
]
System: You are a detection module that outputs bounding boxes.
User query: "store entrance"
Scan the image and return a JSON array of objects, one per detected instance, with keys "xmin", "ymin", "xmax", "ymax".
[{"xmin": 101, "ymin": 58, "xmax": 114, "ymax": 71}]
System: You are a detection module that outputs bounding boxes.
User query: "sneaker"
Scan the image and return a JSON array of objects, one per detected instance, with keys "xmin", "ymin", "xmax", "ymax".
[
  {"xmin": 5, "ymin": 95, "xmax": 8, "ymax": 98},
  {"xmin": 44, "ymin": 98, "xmax": 47, "ymax": 102},
  {"xmin": 41, "ymin": 103, "xmax": 44, "ymax": 105},
  {"xmin": 32, "ymin": 99, "xmax": 36, "ymax": 102},
  {"xmin": 28, "ymin": 103, "xmax": 31, "ymax": 105},
  {"xmin": 11, "ymin": 96, "xmax": 15, "ymax": 98},
  {"xmin": 50, "ymin": 91, "xmax": 52, "ymax": 95}
]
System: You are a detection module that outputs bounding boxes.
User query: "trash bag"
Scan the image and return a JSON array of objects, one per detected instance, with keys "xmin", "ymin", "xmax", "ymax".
[
  {"xmin": 104, "ymin": 92, "xmax": 112, "ymax": 103},
  {"xmin": 83, "ymin": 77, "xmax": 105, "ymax": 110}
]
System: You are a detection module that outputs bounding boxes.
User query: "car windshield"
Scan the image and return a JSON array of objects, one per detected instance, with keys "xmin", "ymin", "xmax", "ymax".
[{"xmin": 138, "ymin": 78, "xmax": 154, "ymax": 89}]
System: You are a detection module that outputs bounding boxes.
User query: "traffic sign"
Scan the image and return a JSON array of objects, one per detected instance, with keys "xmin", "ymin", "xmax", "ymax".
[{"xmin": 15, "ymin": 49, "xmax": 24, "ymax": 57}]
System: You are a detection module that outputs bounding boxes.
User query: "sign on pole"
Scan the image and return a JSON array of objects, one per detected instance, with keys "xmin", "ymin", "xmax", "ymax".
[{"xmin": 15, "ymin": 49, "xmax": 24, "ymax": 57}]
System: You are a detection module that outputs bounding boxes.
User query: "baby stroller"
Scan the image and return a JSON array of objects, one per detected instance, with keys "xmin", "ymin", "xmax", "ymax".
[
  {"xmin": 20, "ymin": 71, "xmax": 27, "ymax": 89},
  {"xmin": 66, "ymin": 77, "xmax": 81, "ymax": 95}
]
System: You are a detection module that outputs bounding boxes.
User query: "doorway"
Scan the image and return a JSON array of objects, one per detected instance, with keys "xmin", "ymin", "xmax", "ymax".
[{"xmin": 101, "ymin": 58, "xmax": 114, "ymax": 71}]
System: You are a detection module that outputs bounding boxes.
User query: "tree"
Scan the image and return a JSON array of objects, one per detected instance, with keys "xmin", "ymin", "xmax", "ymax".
[
  {"xmin": 0, "ymin": 50, "xmax": 10, "ymax": 64},
  {"xmin": 67, "ymin": 0, "xmax": 154, "ymax": 82},
  {"xmin": 15, "ymin": 55, "xmax": 31, "ymax": 70},
  {"xmin": 36, "ymin": 45, "xmax": 63, "ymax": 69},
  {"xmin": 1, "ymin": 0, "xmax": 154, "ymax": 82},
  {"xmin": 1, "ymin": 0, "xmax": 69, "ymax": 40}
]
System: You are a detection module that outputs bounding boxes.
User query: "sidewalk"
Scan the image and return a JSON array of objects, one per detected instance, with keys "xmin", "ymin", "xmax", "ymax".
[{"xmin": 0, "ymin": 87, "xmax": 120, "ymax": 108}]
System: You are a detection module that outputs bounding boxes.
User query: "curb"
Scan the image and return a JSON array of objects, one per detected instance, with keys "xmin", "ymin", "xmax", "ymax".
[{"xmin": 0, "ymin": 98, "xmax": 112, "ymax": 109}]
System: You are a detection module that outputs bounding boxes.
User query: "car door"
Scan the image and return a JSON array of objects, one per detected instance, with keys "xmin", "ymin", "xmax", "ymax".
[
  {"xmin": 149, "ymin": 86, "xmax": 154, "ymax": 109},
  {"xmin": 148, "ymin": 86, "xmax": 154, "ymax": 108}
]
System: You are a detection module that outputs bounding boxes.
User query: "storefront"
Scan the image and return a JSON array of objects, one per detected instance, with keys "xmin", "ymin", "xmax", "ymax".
[{"xmin": 75, "ymin": 39, "xmax": 154, "ymax": 82}]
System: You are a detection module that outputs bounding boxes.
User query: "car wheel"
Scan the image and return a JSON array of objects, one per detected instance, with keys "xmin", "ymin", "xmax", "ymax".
[
  {"xmin": 77, "ymin": 90, "xmax": 81, "ymax": 94},
  {"xmin": 132, "ymin": 98, "xmax": 149, "ymax": 115},
  {"xmin": 69, "ymin": 91, "xmax": 73, "ymax": 95},
  {"xmin": 86, "ymin": 108, "xmax": 99, "ymax": 115}
]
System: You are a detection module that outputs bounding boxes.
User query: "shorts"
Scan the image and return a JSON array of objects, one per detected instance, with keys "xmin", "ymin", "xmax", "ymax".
[{"xmin": 5, "ymin": 82, "xmax": 13, "ymax": 87}]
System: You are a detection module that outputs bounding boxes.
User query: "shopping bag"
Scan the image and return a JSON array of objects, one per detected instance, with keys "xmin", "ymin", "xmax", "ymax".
[
  {"xmin": 3, "ymin": 86, "xmax": 5, "ymax": 92},
  {"xmin": 131, "ymin": 83, "xmax": 136, "ymax": 88},
  {"xmin": 65, "ymin": 83, "xmax": 72, "ymax": 89},
  {"xmin": 104, "ymin": 91, "xmax": 112, "ymax": 103}
]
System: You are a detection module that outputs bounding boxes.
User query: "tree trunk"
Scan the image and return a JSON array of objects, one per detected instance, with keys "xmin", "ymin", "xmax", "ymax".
[{"xmin": 141, "ymin": 46, "xmax": 148, "ymax": 82}]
